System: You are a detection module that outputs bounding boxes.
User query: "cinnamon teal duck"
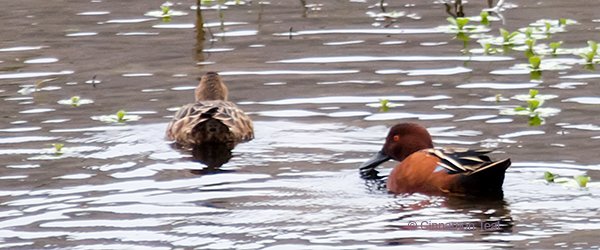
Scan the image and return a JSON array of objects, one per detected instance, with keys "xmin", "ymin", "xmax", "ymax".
[{"xmin": 360, "ymin": 123, "xmax": 510, "ymax": 197}]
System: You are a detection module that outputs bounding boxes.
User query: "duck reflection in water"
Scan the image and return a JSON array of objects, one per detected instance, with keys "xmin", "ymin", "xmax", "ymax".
[
  {"xmin": 189, "ymin": 143, "xmax": 234, "ymax": 175},
  {"xmin": 385, "ymin": 195, "xmax": 513, "ymax": 235}
]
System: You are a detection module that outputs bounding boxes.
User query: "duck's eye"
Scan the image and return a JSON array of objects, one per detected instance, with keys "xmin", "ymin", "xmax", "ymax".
[{"xmin": 393, "ymin": 135, "xmax": 400, "ymax": 142}]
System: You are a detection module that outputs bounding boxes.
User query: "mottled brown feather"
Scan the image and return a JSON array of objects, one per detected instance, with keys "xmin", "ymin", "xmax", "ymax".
[{"xmin": 166, "ymin": 72, "xmax": 254, "ymax": 149}]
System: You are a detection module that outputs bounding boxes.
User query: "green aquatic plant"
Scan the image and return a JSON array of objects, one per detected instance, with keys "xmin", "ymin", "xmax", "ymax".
[
  {"xmin": 379, "ymin": 99, "xmax": 390, "ymax": 112},
  {"xmin": 160, "ymin": 2, "xmax": 172, "ymax": 22},
  {"xmin": 495, "ymin": 94, "xmax": 502, "ymax": 103},
  {"xmin": 544, "ymin": 171, "xmax": 556, "ymax": 182},
  {"xmin": 161, "ymin": 4, "xmax": 170, "ymax": 15},
  {"xmin": 528, "ymin": 89, "xmax": 539, "ymax": 98},
  {"xmin": 52, "ymin": 143, "xmax": 64, "ymax": 155},
  {"xmin": 456, "ymin": 31, "xmax": 470, "ymax": 42},
  {"xmin": 580, "ymin": 40, "xmax": 598, "ymax": 64},
  {"xmin": 511, "ymin": 89, "xmax": 546, "ymax": 126},
  {"xmin": 480, "ymin": 42, "xmax": 498, "ymax": 55},
  {"xmin": 558, "ymin": 18, "xmax": 567, "ymax": 26},
  {"xmin": 447, "ymin": 17, "xmax": 470, "ymax": 31},
  {"xmin": 499, "ymin": 28, "xmax": 519, "ymax": 45},
  {"xmin": 528, "ymin": 114, "xmax": 543, "ymax": 126},
  {"xmin": 544, "ymin": 22, "xmax": 552, "ymax": 34},
  {"xmin": 144, "ymin": 2, "xmax": 187, "ymax": 21},
  {"xmin": 480, "ymin": 11, "xmax": 490, "ymax": 26},
  {"xmin": 524, "ymin": 27, "xmax": 534, "ymax": 39},
  {"xmin": 543, "ymin": 172, "xmax": 592, "ymax": 188},
  {"xmin": 528, "ymin": 56, "xmax": 541, "ymax": 71},
  {"xmin": 574, "ymin": 175, "xmax": 590, "ymax": 188},
  {"xmin": 514, "ymin": 98, "xmax": 539, "ymax": 113},
  {"xmin": 446, "ymin": 17, "xmax": 471, "ymax": 48},
  {"xmin": 529, "ymin": 56, "xmax": 542, "ymax": 79},
  {"xmin": 70, "ymin": 96, "xmax": 81, "ymax": 107},
  {"xmin": 550, "ymin": 41, "xmax": 563, "ymax": 56},
  {"xmin": 91, "ymin": 109, "xmax": 141, "ymax": 123},
  {"xmin": 58, "ymin": 96, "xmax": 93, "ymax": 107},
  {"xmin": 528, "ymin": 55, "xmax": 542, "ymax": 80},
  {"xmin": 367, "ymin": 99, "xmax": 403, "ymax": 112},
  {"xmin": 525, "ymin": 38, "xmax": 536, "ymax": 58},
  {"xmin": 116, "ymin": 110, "xmax": 127, "ymax": 123}
]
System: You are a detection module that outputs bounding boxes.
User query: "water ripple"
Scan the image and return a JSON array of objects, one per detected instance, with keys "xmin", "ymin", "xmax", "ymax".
[
  {"xmin": 220, "ymin": 70, "xmax": 360, "ymax": 75},
  {"xmin": 272, "ymin": 55, "xmax": 513, "ymax": 64},
  {"xmin": 250, "ymin": 95, "xmax": 450, "ymax": 105}
]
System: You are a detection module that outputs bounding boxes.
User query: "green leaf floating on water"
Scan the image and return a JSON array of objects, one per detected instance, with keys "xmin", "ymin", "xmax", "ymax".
[
  {"xmin": 544, "ymin": 171, "xmax": 555, "ymax": 182},
  {"xmin": 499, "ymin": 28, "xmax": 519, "ymax": 44},
  {"xmin": 527, "ymin": 99, "xmax": 540, "ymax": 111},
  {"xmin": 550, "ymin": 41, "xmax": 563, "ymax": 55},
  {"xmin": 378, "ymin": 99, "xmax": 391, "ymax": 112},
  {"xmin": 529, "ymin": 56, "xmax": 541, "ymax": 71},
  {"xmin": 161, "ymin": 5, "xmax": 170, "ymax": 15},
  {"xmin": 456, "ymin": 18, "xmax": 469, "ymax": 30},
  {"xmin": 57, "ymin": 96, "xmax": 93, "ymax": 107},
  {"xmin": 529, "ymin": 89, "xmax": 539, "ymax": 98},
  {"xmin": 447, "ymin": 17, "xmax": 469, "ymax": 31},
  {"xmin": 51, "ymin": 143, "xmax": 64, "ymax": 155},
  {"xmin": 480, "ymin": 11, "xmax": 490, "ymax": 26},
  {"xmin": 559, "ymin": 18, "xmax": 567, "ymax": 26},
  {"xmin": 91, "ymin": 109, "xmax": 142, "ymax": 124},
  {"xmin": 116, "ymin": 110, "xmax": 127, "ymax": 122},
  {"xmin": 574, "ymin": 175, "xmax": 591, "ymax": 188}
]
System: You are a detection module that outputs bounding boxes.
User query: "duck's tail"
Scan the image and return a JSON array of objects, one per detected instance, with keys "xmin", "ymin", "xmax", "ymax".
[
  {"xmin": 459, "ymin": 158, "xmax": 511, "ymax": 197},
  {"xmin": 192, "ymin": 116, "xmax": 233, "ymax": 148}
]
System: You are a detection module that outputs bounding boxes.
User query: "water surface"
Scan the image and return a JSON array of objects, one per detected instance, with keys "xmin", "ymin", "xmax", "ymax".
[{"xmin": 1, "ymin": 0, "xmax": 600, "ymax": 249}]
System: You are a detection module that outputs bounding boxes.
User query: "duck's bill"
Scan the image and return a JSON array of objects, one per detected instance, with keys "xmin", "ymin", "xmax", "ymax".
[{"xmin": 359, "ymin": 150, "xmax": 391, "ymax": 173}]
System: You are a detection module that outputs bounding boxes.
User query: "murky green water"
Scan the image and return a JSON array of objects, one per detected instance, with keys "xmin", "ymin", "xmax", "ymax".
[{"xmin": 2, "ymin": 0, "xmax": 600, "ymax": 249}]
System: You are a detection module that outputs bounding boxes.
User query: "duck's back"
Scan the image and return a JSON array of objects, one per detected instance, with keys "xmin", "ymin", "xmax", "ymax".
[
  {"xmin": 166, "ymin": 100, "xmax": 254, "ymax": 148},
  {"xmin": 387, "ymin": 148, "xmax": 510, "ymax": 196}
]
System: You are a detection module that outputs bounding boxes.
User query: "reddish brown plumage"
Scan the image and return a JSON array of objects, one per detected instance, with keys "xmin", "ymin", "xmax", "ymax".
[
  {"xmin": 386, "ymin": 151, "xmax": 461, "ymax": 195},
  {"xmin": 360, "ymin": 123, "xmax": 510, "ymax": 197}
]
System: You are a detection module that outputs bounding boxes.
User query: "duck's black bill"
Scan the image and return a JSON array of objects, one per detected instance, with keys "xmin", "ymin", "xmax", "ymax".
[{"xmin": 359, "ymin": 151, "xmax": 391, "ymax": 178}]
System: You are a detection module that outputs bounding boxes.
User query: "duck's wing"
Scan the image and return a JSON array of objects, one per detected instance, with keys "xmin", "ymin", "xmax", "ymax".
[
  {"xmin": 166, "ymin": 100, "xmax": 254, "ymax": 145},
  {"xmin": 211, "ymin": 101, "xmax": 254, "ymax": 142},
  {"xmin": 425, "ymin": 148, "xmax": 510, "ymax": 175}
]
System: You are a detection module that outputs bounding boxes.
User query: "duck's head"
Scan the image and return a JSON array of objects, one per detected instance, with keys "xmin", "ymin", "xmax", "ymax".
[
  {"xmin": 360, "ymin": 123, "xmax": 434, "ymax": 171},
  {"xmin": 195, "ymin": 72, "xmax": 229, "ymax": 101}
]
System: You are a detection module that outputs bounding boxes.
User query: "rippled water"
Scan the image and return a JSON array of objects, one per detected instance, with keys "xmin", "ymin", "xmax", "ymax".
[{"xmin": 2, "ymin": 0, "xmax": 600, "ymax": 249}]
